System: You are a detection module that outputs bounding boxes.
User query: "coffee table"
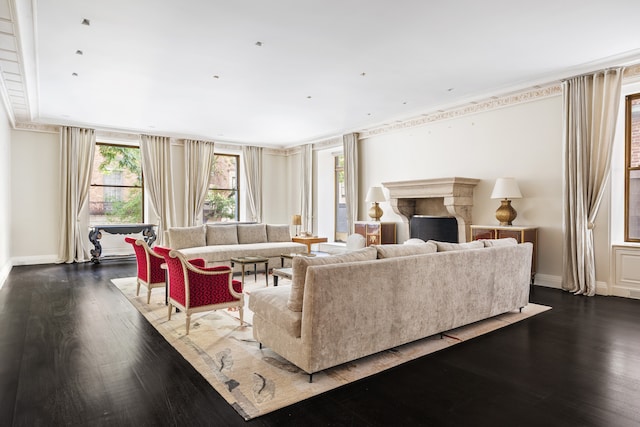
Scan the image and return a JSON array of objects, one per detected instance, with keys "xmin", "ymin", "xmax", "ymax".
[
  {"xmin": 272, "ymin": 267, "xmax": 292, "ymax": 286},
  {"xmin": 230, "ymin": 256, "xmax": 269, "ymax": 287},
  {"xmin": 280, "ymin": 252, "xmax": 316, "ymax": 267}
]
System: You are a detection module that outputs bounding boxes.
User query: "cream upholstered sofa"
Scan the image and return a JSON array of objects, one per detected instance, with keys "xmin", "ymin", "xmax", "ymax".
[
  {"xmin": 248, "ymin": 239, "xmax": 533, "ymax": 378},
  {"xmin": 164, "ymin": 223, "xmax": 307, "ymax": 269}
]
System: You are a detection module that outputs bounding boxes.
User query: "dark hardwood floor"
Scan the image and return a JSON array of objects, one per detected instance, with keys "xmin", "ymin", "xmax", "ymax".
[{"xmin": 1, "ymin": 260, "xmax": 639, "ymax": 427}]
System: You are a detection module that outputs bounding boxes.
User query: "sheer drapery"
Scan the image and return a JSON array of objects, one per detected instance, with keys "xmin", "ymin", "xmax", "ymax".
[
  {"xmin": 343, "ymin": 133, "xmax": 358, "ymax": 233},
  {"xmin": 140, "ymin": 135, "xmax": 176, "ymax": 244},
  {"xmin": 562, "ymin": 67, "xmax": 623, "ymax": 296},
  {"xmin": 184, "ymin": 139, "xmax": 215, "ymax": 226},
  {"xmin": 300, "ymin": 144, "xmax": 313, "ymax": 234},
  {"xmin": 242, "ymin": 146, "xmax": 263, "ymax": 223},
  {"xmin": 57, "ymin": 127, "xmax": 96, "ymax": 263}
]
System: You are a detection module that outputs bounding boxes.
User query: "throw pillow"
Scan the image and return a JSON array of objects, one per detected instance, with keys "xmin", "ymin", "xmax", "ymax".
[
  {"xmin": 237, "ymin": 223, "xmax": 267, "ymax": 244},
  {"xmin": 375, "ymin": 242, "xmax": 437, "ymax": 259},
  {"xmin": 287, "ymin": 247, "xmax": 377, "ymax": 312},
  {"xmin": 167, "ymin": 225, "xmax": 205, "ymax": 250},
  {"xmin": 428, "ymin": 240, "xmax": 484, "ymax": 252},
  {"xmin": 266, "ymin": 224, "xmax": 291, "ymax": 242},
  {"xmin": 481, "ymin": 237, "xmax": 518, "ymax": 247},
  {"xmin": 206, "ymin": 224, "xmax": 238, "ymax": 245}
]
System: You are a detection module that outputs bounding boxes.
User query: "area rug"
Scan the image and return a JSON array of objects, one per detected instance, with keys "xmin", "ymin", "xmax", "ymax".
[{"xmin": 111, "ymin": 276, "xmax": 551, "ymax": 420}]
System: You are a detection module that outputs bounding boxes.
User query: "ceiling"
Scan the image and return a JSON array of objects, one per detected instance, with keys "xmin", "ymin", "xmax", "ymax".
[{"xmin": 2, "ymin": 0, "xmax": 640, "ymax": 148}]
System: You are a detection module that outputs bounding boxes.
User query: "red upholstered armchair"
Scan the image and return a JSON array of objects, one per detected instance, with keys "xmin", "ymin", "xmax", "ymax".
[
  {"xmin": 154, "ymin": 246, "xmax": 244, "ymax": 334},
  {"xmin": 124, "ymin": 237, "xmax": 166, "ymax": 304}
]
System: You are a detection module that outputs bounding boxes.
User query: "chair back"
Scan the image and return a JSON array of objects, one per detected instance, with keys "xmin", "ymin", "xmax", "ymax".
[
  {"xmin": 125, "ymin": 237, "xmax": 165, "ymax": 285},
  {"xmin": 153, "ymin": 246, "xmax": 187, "ymax": 306}
]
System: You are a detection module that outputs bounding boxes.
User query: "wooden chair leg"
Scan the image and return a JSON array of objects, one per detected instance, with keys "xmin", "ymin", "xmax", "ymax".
[
  {"xmin": 146, "ymin": 287, "xmax": 152, "ymax": 304},
  {"xmin": 168, "ymin": 303, "xmax": 173, "ymax": 320},
  {"xmin": 239, "ymin": 307, "xmax": 244, "ymax": 325},
  {"xmin": 136, "ymin": 279, "xmax": 141, "ymax": 296},
  {"xmin": 186, "ymin": 314, "xmax": 191, "ymax": 335}
]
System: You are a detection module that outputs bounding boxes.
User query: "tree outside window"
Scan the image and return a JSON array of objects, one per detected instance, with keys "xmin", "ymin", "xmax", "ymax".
[
  {"xmin": 203, "ymin": 154, "xmax": 239, "ymax": 222},
  {"xmin": 89, "ymin": 143, "xmax": 143, "ymax": 224}
]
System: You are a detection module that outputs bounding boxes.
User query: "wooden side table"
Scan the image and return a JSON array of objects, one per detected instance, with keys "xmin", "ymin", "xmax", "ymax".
[
  {"xmin": 354, "ymin": 222, "xmax": 396, "ymax": 246},
  {"xmin": 470, "ymin": 225, "xmax": 538, "ymax": 284},
  {"xmin": 291, "ymin": 236, "xmax": 328, "ymax": 253}
]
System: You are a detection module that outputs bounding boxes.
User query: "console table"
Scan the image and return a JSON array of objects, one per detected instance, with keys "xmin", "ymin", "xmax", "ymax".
[
  {"xmin": 89, "ymin": 224, "xmax": 157, "ymax": 264},
  {"xmin": 354, "ymin": 222, "xmax": 396, "ymax": 246}
]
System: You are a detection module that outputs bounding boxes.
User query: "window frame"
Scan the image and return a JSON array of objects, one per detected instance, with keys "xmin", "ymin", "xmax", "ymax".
[
  {"xmin": 625, "ymin": 93, "xmax": 640, "ymax": 243},
  {"xmin": 203, "ymin": 153, "xmax": 240, "ymax": 223},
  {"xmin": 89, "ymin": 142, "xmax": 145, "ymax": 225}
]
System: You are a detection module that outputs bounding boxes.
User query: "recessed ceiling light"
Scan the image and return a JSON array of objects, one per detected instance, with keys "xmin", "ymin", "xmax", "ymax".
[
  {"xmin": 213, "ymin": 75, "xmax": 220, "ymax": 79},
  {"xmin": 402, "ymin": 101, "xmax": 407, "ymax": 105},
  {"xmin": 307, "ymin": 96, "xmax": 312, "ymax": 99},
  {"xmin": 447, "ymin": 88, "xmax": 454, "ymax": 92},
  {"xmin": 72, "ymin": 72, "xmax": 78, "ymax": 77},
  {"xmin": 81, "ymin": 18, "xmax": 90, "ymax": 26},
  {"xmin": 360, "ymin": 72, "xmax": 366, "ymax": 77},
  {"xmin": 76, "ymin": 50, "xmax": 83, "ymax": 55},
  {"xmin": 255, "ymin": 41, "xmax": 263, "ymax": 47}
]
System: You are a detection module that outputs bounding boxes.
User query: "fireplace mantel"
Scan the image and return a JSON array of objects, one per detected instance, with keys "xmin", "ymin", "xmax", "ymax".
[{"xmin": 381, "ymin": 177, "xmax": 480, "ymax": 242}]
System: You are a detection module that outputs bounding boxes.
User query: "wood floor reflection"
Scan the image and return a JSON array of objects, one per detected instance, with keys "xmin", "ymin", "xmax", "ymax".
[{"xmin": 1, "ymin": 260, "xmax": 639, "ymax": 426}]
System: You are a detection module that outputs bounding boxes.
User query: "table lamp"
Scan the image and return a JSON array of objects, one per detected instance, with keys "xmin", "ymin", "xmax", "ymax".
[
  {"xmin": 291, "ymin": 214, "xmax": 302, "ymax": 236},
  {"xmin": 490, "ymin": 177, "xmax": 522, "ymax": 226},
  {"xmin": 365, "ymin": 186, "xmax": 386, "ymax": 221}
]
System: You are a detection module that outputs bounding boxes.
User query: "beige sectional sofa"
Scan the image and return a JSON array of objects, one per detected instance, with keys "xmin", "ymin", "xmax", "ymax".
[
  {"xmin": 249, "ymin": 239, "xmax": 533, "ymax": 377},
  {"xmin": 164, "ymin": 223, "xmax": 307, "ymax": 269}
]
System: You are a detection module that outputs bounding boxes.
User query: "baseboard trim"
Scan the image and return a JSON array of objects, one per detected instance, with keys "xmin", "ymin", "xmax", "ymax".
[
  {"xmin": 11, "ymin": 255, "xmax": 58, "ymax": 266},
  {"xmin": 0, "ymin": 260, "xmax": 12, "ymax": 290},
  {"xmin": 534, "ymin": 273, "xmax": 610, "ymax": 296}
]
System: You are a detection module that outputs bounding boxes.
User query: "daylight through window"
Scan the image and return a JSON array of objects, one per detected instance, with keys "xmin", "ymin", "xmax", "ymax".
[
  {"xmin": 204, "ymin": 154, "xmax": 239, "ymax": 223},
  {"xmin": 626, "ymin": 93, "xmax": 640, "ymax": 242},
  {"xmin": 89, "ymin": 143, "xmax": 143, "ymax": 225}
]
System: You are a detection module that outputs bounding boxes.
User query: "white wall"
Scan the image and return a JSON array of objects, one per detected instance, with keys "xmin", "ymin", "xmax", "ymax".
[
  {"xmin": 0, "ymin": 101, "xmax": 12, "ymax": 287},
  {"xmin": 285, "ymin": 96, "xmax": 597, "ymax": 287},
  {"xmin": 10, "ymin": 129, "xmax": 60, "ymax": 265}
]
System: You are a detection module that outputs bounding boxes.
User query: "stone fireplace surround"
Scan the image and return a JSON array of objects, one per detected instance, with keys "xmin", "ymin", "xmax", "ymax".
[{"xmin": 381, "ymin": 177, "xmax": 480, "ymax": 243}]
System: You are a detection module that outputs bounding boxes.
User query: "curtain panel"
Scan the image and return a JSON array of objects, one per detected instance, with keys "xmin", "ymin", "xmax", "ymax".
[
  {"xmin": 140, "ymin": 135, "xmax": 176, "ymax": 244},
  {"xmin": 57, "ymin": 126, "xmax": 96, "ymax": 263},
  {"xmin": 343, "ymin": 133, "xmax": 359, "ymax": 234},
  {"xmin": 184, "ymin": 139, "xmax": 215, "ymax": 226},
  {"xmin": 242, "ymin": 146, "xmax": 263, "ymax": 223},
  {"xmin": 300, "ymin": 144, "xmax": 313, "ymax": 234},
  {"xmin": 562, "ymin": 67, "xmax": 624, "ymax": 296}
]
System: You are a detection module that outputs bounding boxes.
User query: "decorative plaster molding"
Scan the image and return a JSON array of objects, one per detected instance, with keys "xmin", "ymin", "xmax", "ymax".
[
  {"xmin": 359, "ymin": 84, "xmax": 562, "ymax": 139},
  {"xmin": 14, "ymin": 121, "xmax": 59, "ymax": 133}
]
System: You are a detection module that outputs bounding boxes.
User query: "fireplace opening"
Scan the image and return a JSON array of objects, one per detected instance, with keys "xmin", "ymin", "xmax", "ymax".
[{"xmin": 410, "ymin": 215, "xmax": 459, "ymax": 243}]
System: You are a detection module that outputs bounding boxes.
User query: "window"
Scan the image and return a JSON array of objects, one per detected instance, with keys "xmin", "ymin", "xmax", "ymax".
[
  {"xmin": 203, "ymin": 154, "xmax": 239, "ymax": 223},
  {"xmin": 626, "ymin": 93, "xmax": 640, "ymax": 242},
  {"xmin": 89, "ymin": 143, "xmax": 143, "ymax": 224},
  {"xmin": 334, "ymin": 154, "xmax": 348, "ymax": 242}
]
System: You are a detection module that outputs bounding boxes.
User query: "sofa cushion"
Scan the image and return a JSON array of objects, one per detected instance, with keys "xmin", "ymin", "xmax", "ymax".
[
  {"xmin": 266, "ymin": 224, "xmax": 291, "ymax": 242},
  {"xmin": 287, "ymin": 247, "xmax": 377, "ymax": 312},
  {"xmin": 206, "ymin": 224, "xmax": 238, "ymax": 245},
  {"xmin": 428, "ymin": 240, "xmax": 484, "ymax": 252},
  {"xmin": 237, "ymin": 224, "xmax": 267, "ymax": 244},
  {"xmin": 249, "ymin": 285, "xmax": 302, "ymax": 338},
  {"xmin": 375, "ymin": 242, "xmax": 437, "ymax": 259},
  {"xmin": 167, "ymin": 225, "xmax": 205, "ymax": 250},
  {"xmin": 482, "ymin": 237, "xmax": 518, "ymax": 247}
]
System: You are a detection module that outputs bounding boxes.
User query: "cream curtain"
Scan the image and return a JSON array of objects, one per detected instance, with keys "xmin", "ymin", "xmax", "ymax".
[
  {"xmin": 57, "ymin": 127, "xmax": 96, "ymax": 263},
  {"xmin": 300, "ymin": 144, "xmax": 313, "ymax": 234},
  {"xmin": 184, "ymin": 139, "xmax": 215, "ymax": 226},
  {"xmin": 242, "ymin": 146, "xmax": 263, "ymax": 223},
  {"xmin": 562, "ymin": 67, "xmax": 624, "ymax": 296},
  {"xmin": 343, "ymin": 133, "xmax": 359, "ymax": 233},
  {"xmin": 140, "ymin": 134, "xmax": 176, "ymax": 244}
]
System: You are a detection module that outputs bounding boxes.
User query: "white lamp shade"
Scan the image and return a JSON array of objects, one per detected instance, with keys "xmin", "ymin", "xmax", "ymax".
[
  {"xmin": 491, "ymin": 178, "xmax": 522, "ymax": 199},
  {"xmin": 365, "ymin": 186, "xmax": 386, "ymax": 202}
]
